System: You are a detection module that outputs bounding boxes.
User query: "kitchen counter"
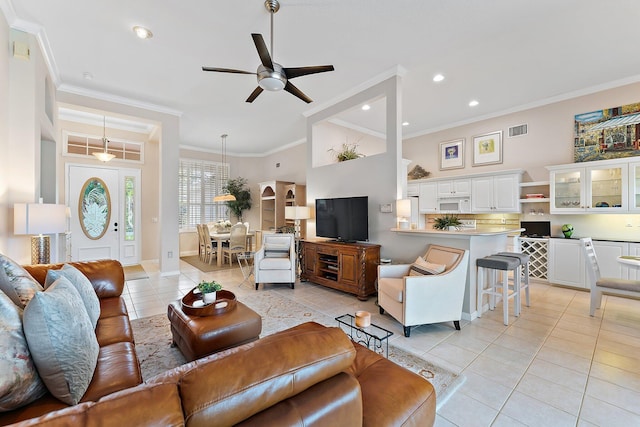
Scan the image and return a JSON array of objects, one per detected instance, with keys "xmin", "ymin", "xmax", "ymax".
[{"xmin": 392, "ymin": 226, "xmax": 524, "ymax": 320}]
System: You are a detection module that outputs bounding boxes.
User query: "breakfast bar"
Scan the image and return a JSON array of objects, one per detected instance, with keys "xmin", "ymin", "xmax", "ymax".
[{"xmin": 392, "ymin": 227, "xmax": 524, "ymax": 320}]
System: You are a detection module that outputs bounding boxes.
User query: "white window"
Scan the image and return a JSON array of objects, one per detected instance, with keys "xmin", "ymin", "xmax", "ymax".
[
  {"xmin": 179, "ymin": 158, "xmax": 229, "ymax": 229},
  {"xmin": 64, "ymin": 131, "xmax": 144, "ymax": 163}
]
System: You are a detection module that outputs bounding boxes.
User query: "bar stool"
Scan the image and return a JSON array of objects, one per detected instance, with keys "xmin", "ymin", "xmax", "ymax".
[
  {"xmin": 495, "ymin": 252, "xmax": 531, "ymax": 307},
  {"xmin": 477, "ymin": 255, "xmax": 521, "ymax": 325}
]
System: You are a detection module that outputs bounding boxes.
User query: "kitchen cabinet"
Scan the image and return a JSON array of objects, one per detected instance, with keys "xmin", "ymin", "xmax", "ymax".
[
  {"xmin": 437, "ymin": 179, "xmax": 470, "ymax": 198},
  {"xmin": 407, "ymin": 182, "xmax": 420, "ymax": 197},
  {"xmin": 471, "ymin": 172, "xmax": 520, "ymax": 213},
  {"xmin": 548, "ymin": 160, "xmax": 628, "ymax": 214},
  {"xmin": 630, "ymin": 161, "xmax": 640, "ymax": 212},
  {"xmin": 418, "ymin": 182, "xmax": 438, "ymax": 213},
  {"xmin": 629, "ymin": 243, "xmax": 640, "ymax": 280},
  {"xmin": 548, "ymin": 238, "xmax": 631, "ymax": 288},
  {"xmin": 548, "ymin": 238, "xmax": 586, "ymax": 288}
]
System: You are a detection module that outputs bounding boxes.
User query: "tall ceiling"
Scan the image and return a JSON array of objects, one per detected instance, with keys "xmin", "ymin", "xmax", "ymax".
[{"xmin": 5, "ymin": 0, "xmax": 640, "ymax": 155}]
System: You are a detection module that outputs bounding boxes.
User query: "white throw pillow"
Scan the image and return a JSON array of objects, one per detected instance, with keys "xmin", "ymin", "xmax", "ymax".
[
  {"xmin": 0, "ymin": 254, "xmax": 43, "ymax": 308},
  {"xmin": 23, "ymin": 278, "xmax": 99, "ymax": 405},
  {"xmin": 408, "ymin": 256, "xmax": 446, "ymax": 276}
]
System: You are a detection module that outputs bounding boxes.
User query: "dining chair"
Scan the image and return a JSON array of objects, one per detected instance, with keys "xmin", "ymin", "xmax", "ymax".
[
  {"xmin": 196, "ymin": 224, "xmax": 206, "ymax": 261},
  {"xmin": 222, "ymin": 223, "xmax": 248, "ymax": 265},
  {"xmin": 201, "ymin": 224, "xmax": 218, "ymax": 264},
  {"xmin": 581, "ymin": 237, "xmax": 640, "ymax": 316}
]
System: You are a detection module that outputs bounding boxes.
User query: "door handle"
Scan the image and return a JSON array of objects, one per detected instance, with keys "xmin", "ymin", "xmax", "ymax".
[{"xmin": 114, "ymin": 222, "xmax": 118, "ymax": 232}]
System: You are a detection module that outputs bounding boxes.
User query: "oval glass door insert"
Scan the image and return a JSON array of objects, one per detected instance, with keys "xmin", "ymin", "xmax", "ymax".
[{"xmin": 79, "ymin": 177, "xmax": 111, "ymax": 240}]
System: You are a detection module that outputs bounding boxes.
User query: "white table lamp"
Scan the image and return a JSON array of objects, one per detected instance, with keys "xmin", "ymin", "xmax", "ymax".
[
  {"xmin": 285, "ymin": 206, "xmax": 311, "ymax": 238},
  {"xmin": 396, "ymin": 199, "xmax": 411, "ymax": 230},
  {"xmin": 14, "ymin": 203, "xmax": 67, "ymax": 264}
]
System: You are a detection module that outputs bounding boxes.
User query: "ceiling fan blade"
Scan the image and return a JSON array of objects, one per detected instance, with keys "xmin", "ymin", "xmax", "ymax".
[
  {"xmin": 283, "ymin": 65, "xmax": 335, "ymax": 79},
  {"xmin": 251, "ymin": 33, "xmax": 274, "ymax": 70},
  {"xmin": 284, "ymin": 81, "xmax": 312, "ymax": 104},
  {"xmin": 246, "ymin": 86, "xmax": 264, "ymax": 103},
  {"xmin": 202, "ymin": 66, "xmax": 255, "ymax": 75}
]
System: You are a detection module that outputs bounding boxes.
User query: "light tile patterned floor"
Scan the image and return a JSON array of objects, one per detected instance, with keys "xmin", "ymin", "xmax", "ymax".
[{"xmin": 127, "ymin": 259, "xmax": 640, "ymax": 426}]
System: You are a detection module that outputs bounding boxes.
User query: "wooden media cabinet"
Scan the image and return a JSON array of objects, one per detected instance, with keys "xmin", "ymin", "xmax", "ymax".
[{"xmin": 300, "ymin": 240, "xmax": 380, "ymax": 300}]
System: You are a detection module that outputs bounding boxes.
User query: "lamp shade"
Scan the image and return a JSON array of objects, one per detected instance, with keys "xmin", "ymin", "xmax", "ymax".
[
  {"xmin": 396, "ymin": 199, "xmax": 412, "ymax": 218},
  {"xmin": 285, "ymin": 206, "xmax": 311, "ymax": 220},
  {"xmin": 14, "ymin": 203, "xmax": 67, "ymax": 235}
]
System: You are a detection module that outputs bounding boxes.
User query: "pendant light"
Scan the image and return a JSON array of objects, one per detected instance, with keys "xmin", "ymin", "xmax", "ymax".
[
  {"xmin": 93, "ymin": 116, "xmax": 116, "ymax": 162},
  {"xmin": 213, "ymin": 134, "xmax": 236, "ymax": 202}
]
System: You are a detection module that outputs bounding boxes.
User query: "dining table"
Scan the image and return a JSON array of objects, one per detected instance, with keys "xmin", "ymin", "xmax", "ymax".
[
  {"xmin": 207, "ymin": 227, "xmax": 254, "ymax": 266},
  {"xmin": 617, "ymin": 255, "xmax": 640, "ymax": 269}
]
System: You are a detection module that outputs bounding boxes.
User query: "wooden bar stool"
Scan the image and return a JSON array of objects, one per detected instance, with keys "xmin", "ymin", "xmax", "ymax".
[
  {"xmin": 477, "ymin": 255, "xmax": 521, "ymax": 325},
  {"xmin": 495, "ymin": 252, "xmax": 531, "ymax": 307}
]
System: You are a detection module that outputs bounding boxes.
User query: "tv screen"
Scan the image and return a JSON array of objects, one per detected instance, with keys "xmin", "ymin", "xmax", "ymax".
[{"xmin": 315, "ymin": 196, "xmax": 369, "ymax": 242}]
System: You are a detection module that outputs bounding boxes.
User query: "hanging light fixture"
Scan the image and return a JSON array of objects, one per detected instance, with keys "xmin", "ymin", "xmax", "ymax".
[
  {"xmin": 93, "ymin": 116, "xmax": 116, "ymax": 162},
  {"xmin": 213, "ymin": 134, "xmax": 236, "ymax": 202}
]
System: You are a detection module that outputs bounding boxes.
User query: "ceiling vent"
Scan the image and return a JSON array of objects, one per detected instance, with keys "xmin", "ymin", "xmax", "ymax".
[{"xmin": 508, "ymin": 124, "xmax": 528, "ymax": 138}]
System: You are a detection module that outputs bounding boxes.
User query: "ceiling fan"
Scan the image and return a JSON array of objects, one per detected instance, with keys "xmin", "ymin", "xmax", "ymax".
[{"xmin": 202, "ymin": 0, "xmax": 334, "ymax": 103}]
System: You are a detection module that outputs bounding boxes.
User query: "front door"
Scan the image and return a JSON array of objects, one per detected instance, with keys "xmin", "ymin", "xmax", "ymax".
[{"xmin": 67, "ymin": 164, "xmax": 141, "ymax": 265}]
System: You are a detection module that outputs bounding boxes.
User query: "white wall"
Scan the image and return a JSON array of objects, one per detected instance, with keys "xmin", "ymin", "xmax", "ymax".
[{"xmin": 0, "ymin": 12, "xmax": 9, "ymax": 255}]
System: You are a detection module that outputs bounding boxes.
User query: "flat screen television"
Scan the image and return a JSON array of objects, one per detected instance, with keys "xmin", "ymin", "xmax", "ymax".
[{"xmin": 315, "ymin": 196, "xmax": 369, "ymax": 242}]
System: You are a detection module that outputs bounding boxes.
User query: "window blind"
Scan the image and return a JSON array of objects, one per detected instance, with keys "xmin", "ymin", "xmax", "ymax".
[{"xmin": 178, "ymin": 158, "xmax": 229, "ymax": 229}]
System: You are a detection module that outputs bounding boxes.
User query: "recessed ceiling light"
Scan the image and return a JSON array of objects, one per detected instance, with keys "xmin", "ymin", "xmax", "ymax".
[
  {"xmin": 361, "ymin": 104, "xmax": 371, "ymax": 111},
  {"xmin": 402, "ymin": 121, "xmax": 409, "ymax": 126},
  {"xmin": 133, "ymin": 26, "xmax": 153, "ymax": 39},
  {"xmin": 433, "ymin": 74, "xmax": 445, "ymax": 82},
  {"xmin": 469, "ymin": 100, "xmax": 479, "ymax": 107}
]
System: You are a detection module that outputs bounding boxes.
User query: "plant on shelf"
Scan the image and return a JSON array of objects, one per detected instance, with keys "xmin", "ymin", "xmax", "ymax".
[
  {"xmin": 433, "ymin": 214, "xmax": 462, "ymax": 230},
  {"xmin": 197, "ymin": 280, "xmax": 223, "ymax": 304},
  {"xmin": 224, "ymin": 177, "xmax": 252, "ymax": 222},
  {"xmin": 328, "ymin": 141, "xmax": 364, "ymax": 162}
]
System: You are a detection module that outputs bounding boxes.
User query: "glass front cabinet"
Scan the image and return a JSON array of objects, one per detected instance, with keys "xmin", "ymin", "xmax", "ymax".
[
  {"xmin": 549, "ymin": 161, "xmax": 628, "ymax": 213},
  {"xmin": 631, "ymin": 161, "xmax": 640, "ymax": 212}
]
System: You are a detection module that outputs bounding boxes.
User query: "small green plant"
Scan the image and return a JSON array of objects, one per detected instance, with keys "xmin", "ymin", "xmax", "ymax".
[
  {"xmin": 197, "ymin": 280, "xmax": 222, "ymax": 294},
  {"xmin": 433, "ymin": 214, "xmax": 462, "ymax": 230},
  {"xmin": 328, "ymin": 142, "xmax": 364, "ymax": 162}
]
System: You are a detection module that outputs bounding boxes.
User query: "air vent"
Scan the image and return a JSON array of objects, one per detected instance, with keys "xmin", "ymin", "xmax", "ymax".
[{"xmin": 508, "ymin": 124, "xmax": 528, "ymax": 138}]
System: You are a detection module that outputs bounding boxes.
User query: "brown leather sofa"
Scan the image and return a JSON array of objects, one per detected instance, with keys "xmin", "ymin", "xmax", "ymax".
[
  {"xmin": 0, "ymin": 260, "xmax": 142, "ymax": 426},
  {"xmin": 2, "ymin": 261, "xmax": 436, "ymax": 426},
  {"xmin": 5, "ymin": 322, "xmax": 436, "ymax": 426}
]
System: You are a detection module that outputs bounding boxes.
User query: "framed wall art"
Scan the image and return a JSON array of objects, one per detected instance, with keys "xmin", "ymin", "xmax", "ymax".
[
  {"xmin": 439, "ymin": 138, "xmax": 465, "ymax": 170},
  {"xmin": 472, "ymin": 130, "xmax": 502, "ymax": 166}
]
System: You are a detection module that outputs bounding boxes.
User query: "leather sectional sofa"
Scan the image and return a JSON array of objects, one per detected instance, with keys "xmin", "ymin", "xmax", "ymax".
[{"xmin": 2, "ymin": 260, "xmax": 436, "ymax": 426}]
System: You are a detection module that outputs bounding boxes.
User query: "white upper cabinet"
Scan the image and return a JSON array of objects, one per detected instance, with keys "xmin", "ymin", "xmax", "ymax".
[
  {"xmin": 437, "ymin": 179, "xmax": 471, "ymax": 198},
  {"xmin": 418, "ymin": 182, "xmax": 438, "ymax": 213},
  {"xmin": 471, "ymin": 172, "xmax": 521, "ymax": 213},
  {"xmin": 548, "ymin": 159, "xmax": 629, "ymax": 214},
  {"xmin": 630, "ymin": 161, "xmax": 640, "ymax": 212}
]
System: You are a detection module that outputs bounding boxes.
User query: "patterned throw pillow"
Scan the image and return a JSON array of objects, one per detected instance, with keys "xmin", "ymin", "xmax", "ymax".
[
  {"xmin": 0, "ymin": 254, "xmax": 43, "ymax": 308},
  {"xmin": 23, "ymin": 278, "xmax": 99, "ymax": 405},
  {"xmin": 0, "ymin": 290, "xmax": 47, "ymax": 411},
  {"xmin": 44, "ymin": 264, "xmax": 100, "ymax": 328},
  {"xmin": 408, "ymin": 256, "xmax": 446, "ymax": 276}
]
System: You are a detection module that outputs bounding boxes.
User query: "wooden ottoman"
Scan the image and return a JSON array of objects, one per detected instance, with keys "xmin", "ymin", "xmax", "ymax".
[{"xmin": 167, "ymin": 298, "xmax": 262, "ymax": 362}]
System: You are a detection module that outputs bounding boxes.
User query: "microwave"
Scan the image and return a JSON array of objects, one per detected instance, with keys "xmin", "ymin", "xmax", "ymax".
[{"xmin": 438, "ymin": 198, "xmax": 471, "ymax": 213}]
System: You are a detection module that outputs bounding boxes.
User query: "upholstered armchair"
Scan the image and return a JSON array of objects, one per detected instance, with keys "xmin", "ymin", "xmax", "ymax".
[
  {"xmin": 378, "ymin": 245, "xmax": 469, "ymax": 337},
  {"xmin": 254, "ymin": 233, "xmax": 296, "ymax": 290}
]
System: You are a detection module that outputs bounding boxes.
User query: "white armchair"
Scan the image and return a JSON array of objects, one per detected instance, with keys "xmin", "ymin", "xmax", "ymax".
[
  {"xmin": 254, "ymin": 233, "xmax": 296, "ymax": 290},
  {"xmin": 378, "ymin": 244, "xmax": 469, "ymax": 337}
]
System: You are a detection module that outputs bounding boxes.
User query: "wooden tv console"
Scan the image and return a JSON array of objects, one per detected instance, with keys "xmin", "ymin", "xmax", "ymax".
[{"xmin": 300, "ymin": 240, "xmax": 381, "ymax": 300}]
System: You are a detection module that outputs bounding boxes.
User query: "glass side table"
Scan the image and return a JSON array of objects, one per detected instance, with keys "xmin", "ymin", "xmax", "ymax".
[
  {"xmin": 335, "ymin": 314, "xmax": 393, "ymax": 358},
  {"xmin": 236, "ymin": 251, "xmax": 254, "ymax": 286}
]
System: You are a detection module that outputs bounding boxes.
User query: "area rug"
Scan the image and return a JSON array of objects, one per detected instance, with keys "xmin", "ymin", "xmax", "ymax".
[
  {"xmin": 180, "ymin": 255, "xmax": 237, "ymax": 272},
  {"xmin": 123, "ymin": 264, "xmax": 148, "ymax": 281},
  {"xmin": 131, "ymin": 290, "xmax": 464, "ymax": 410}
]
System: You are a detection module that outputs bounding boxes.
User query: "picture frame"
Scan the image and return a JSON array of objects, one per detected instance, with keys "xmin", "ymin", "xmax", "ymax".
[
  {"xmin": 472, "ymin": 130, "xmax": 503, "ymax": 166},
  {"xmin": 439, "ymin": 138, "xmax": 465, "ymax": 170}
]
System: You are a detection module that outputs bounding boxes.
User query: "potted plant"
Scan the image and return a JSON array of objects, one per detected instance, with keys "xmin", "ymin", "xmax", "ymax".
[
  {"xmin": 197, "ymin": 280, "xmax": 223, "ymax": 304},
  {"xmin": 224, "ymin": 177, "xmax": 252, "ymax": 222},
  {"xmin": 433, "ymin": 214, "xmax": 462, "ymax": 231},
  {"xmin": 328, "ymin": 141, "xmax": 364, "ymax": 162}
]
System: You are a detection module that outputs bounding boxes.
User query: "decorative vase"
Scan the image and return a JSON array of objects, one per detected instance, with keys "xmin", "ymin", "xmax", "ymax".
[
  {"xmin": 561, "ymin": 224, "xmax": 574, "ymax": 238},
  {"xmin": 203, "ymin": 291, "xmax": 217, "ymax": 304}
]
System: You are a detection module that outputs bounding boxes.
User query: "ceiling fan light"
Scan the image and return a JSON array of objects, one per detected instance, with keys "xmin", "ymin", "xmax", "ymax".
[{"xmin": 259, "ymin": 76, "xmax": 286, "ymax": 91}]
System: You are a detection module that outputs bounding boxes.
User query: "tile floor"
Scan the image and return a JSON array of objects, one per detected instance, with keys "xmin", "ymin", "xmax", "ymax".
[{"xmin": 126, "ymin": 259, "xmax": 640, "ymax": 427}]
